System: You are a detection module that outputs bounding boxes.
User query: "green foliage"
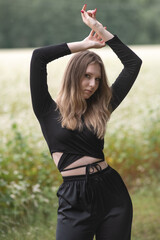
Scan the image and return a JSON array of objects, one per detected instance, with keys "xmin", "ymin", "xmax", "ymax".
[
  {"xmin": 0, "ymin": 0, "xmax": 160, "ymax": 47},
  {"xmin": 0, "ymin": 123, "xmax": 61, "ymax": 234},
  {"xmin": 104, "ymin": 104, "xmax": 160, "ymax": 190}
]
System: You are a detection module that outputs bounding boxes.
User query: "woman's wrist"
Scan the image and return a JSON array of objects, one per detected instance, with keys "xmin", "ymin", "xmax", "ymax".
[
  {"xmin": 91, "ymin": 21, "xmax": 103, "ymax": 32},
  {"xmin": 67, "ymin": 41, "xmax": 90, "ymax": 53},
  {"xmin": 94, "ymin": 26, "xmax": 114, "ymax": 42}
]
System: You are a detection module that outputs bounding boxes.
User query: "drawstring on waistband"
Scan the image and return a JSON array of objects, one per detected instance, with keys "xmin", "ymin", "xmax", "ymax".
[
  {"xmin": 84, "ymin": 159, "xmax": 104, "ymax": 212},
  {"xmin": 85, "ymin": 159, "xmax": 104, "ymax": 184},
  {"xmin": 61, "ymin": 159, "xmax": 105, "ymax": 185}
]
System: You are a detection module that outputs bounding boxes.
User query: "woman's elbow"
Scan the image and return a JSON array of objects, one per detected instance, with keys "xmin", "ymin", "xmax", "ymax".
[
  {"xmin": 31, "ymin": 48, "xmax": 41, "ymax": 61},
  {"xmin": 137, "ymin": 56, "xmax": 143, "ymax": 69}
]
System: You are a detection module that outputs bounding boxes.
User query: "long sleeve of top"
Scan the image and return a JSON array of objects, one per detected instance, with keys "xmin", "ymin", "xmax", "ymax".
[
  {"xmin": 106, "ymin": 36, "xmax": 142, "ymax": 112},
  {"xmin": 30, "ymin": 43, "xmax": 71, "ymax": 118},
  {"xmin": 30, "ymin": 35, "xmax": 142, "ymax": 171}
]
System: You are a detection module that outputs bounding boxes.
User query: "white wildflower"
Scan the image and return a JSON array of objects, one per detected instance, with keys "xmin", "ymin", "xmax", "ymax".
[
  {"xmin": 137, "ymin": 165, "xmax": 145, "ymax": 172},
  {"xmin": 10, "ymin": 194, "xmax": 15, "ymax": 199},
  {"xmin": 13, "ymin": 170, "xmax": 19, "ymax": 175},
  {"xmin": 32, "ymin": 184, "xmax": 41, "ymax": 193}
]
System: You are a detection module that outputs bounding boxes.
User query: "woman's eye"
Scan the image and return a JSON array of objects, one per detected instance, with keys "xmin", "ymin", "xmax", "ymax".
[
  {"xmin": 96, "ymin": 78, "xmax": 101, "ymax": 81},
  {"xmin": 85, "ymin": 74, "xmax": 90, "ymax": 78}
]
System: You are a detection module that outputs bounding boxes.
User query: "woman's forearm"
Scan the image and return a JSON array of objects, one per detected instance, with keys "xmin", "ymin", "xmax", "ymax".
[{"xmin": 67, "ymin": 41, "xmax": 90, "ymax": 53}]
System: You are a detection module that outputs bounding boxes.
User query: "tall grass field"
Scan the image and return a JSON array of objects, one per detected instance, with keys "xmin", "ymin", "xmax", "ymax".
[{"xmin": 0, "ymin": 44, "xmax": 160, "ymax": 240}]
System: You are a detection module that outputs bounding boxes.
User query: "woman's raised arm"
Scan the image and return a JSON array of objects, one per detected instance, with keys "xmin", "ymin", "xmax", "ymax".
[
  {"xmin": 30, "ymin": 43, "xmax": 71, "ymax": 119},
  {"xmin": 81, "ymin": 4, "xmax": 142, "ymax": 112}
]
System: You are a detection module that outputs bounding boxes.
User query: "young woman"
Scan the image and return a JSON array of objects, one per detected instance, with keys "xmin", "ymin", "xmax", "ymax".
[{"xmin": 30, "ymin": 4, "xmax": 142, "ymax": 240}]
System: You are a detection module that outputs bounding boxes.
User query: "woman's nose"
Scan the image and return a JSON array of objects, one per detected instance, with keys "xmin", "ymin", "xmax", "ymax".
[{"xmin": 89, "ymin": 78, "xmax": 96, "ymax": 87}]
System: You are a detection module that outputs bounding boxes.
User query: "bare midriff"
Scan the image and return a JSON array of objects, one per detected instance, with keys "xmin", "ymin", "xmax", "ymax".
[{"xmin": 52, "ymin": 152, "xmax": 108, "ymax": 176}]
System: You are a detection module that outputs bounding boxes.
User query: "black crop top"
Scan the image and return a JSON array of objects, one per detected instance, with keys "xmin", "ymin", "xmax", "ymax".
[{"xmin": 30, "ymin": 35, "xmax": 142, "ymax": 172}]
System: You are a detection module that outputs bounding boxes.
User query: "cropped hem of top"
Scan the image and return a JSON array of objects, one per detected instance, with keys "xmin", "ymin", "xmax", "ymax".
[{"xmin": 30, "ymin": 35, "xmax": 142, "ymax": 173}]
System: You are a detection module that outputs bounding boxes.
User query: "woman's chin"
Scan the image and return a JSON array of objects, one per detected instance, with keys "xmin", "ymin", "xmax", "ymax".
[{"xmin": 83, "ymin": 93, "xmax": 93, "ymax": 99}]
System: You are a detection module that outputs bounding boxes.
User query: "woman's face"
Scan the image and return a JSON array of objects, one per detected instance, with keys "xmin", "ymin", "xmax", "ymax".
[{"xmin": 80, "ymin": 63, "xmax": 101, "ymax": 99}]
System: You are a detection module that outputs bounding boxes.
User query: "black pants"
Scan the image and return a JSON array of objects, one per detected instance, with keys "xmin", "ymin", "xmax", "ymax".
[{"xmin": 56, "ymin": 165, "xmax": 133, "ymax": 240}]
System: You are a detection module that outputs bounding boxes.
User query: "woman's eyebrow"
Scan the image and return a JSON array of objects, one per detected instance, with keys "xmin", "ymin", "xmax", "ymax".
[{"xmin": 85, "ymin": 71, "xmax": 101, "ymax": 78}]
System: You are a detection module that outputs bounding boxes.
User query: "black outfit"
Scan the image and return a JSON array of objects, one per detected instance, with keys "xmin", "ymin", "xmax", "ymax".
[{"xmin": 30, "ymin": 35, "xmax": 142, "ymax": 240}]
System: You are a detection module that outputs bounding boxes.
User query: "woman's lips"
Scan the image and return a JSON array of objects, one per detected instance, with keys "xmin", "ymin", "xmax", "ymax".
[{"xmin": 84, "ymin": 90, "xmax": 92, "ymax": 93}]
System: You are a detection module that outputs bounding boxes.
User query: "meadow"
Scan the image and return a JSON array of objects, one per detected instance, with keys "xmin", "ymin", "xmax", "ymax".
[{"xmin": 0, "ymin": 44, "xmax": 160, "ymax": 239}]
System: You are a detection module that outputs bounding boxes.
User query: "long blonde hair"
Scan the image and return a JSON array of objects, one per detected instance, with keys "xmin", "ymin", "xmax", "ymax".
[{"xmin": 55, "ymin": 50, "xmax": 112, "ymax": 139}]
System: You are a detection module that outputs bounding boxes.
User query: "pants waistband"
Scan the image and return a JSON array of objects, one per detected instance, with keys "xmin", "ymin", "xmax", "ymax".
[{"xmin": 62, "ymin": 164, "xmax": 111, "ymax": 183}]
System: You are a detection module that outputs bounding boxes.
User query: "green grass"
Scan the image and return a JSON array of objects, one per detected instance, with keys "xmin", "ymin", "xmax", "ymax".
[
  {"xmin": 0, "ymin": 45, "xmax": 160, "ymax": 239},
  {"xmin": 132, "ymin": 188, "xmax": 160, "ymax": 240}
]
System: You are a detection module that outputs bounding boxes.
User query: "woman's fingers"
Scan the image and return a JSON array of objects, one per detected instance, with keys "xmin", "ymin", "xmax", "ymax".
[
  {"xmin": 81, "ymin": 4, "xmax": 97, "ymax": 18},
  {"xmin": 87, "ymin": 9, "xmax": 96, "ymax": 16},
  {"xmin": 85, "ymin": 29, "xmax": 106, "ymax": 48},
  {"xmin": 90, "ymin": 29, "xmax": 95, "ymax": 36},
  {"xmin": 94, "ymin": 32, "xmax": 99, "ymax": 39},
  {"xmin": 94, "ymin": 8, "xmax": 97, "ymax": 16},
  {"xmin": 87, "ymin": 10, "xmax": 93, "ymax": 17},
  {"xmin": 91, "ymin": 8, "xmax": 97, "ymax": 18},
  {"xmin": 80, "ymin": 4, "xmax": 102, "ymax": 30},
  {"xmin": 81, "ymin": 4, "xmax": 87, "ymax": 12},
  {"xmin": 89, "ymin": 29, "xmax": 102, "ymax": 41}
]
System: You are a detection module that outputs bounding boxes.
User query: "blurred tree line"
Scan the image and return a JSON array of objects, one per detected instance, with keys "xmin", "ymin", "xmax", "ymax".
[{"xmin": 0, "ymin": 0, "xmax": 160, "ymax": 48}]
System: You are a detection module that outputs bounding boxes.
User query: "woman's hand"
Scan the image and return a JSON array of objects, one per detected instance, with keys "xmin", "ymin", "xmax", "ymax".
[
  {"xmin": 67, "ymin": 29, "xmax": 106, "ymax": 53},
  {"xmin": 81, "ymin": 4, "xmax": 103, "ymax": 30},
  {"xmin": 81, "ymin": 4, "xmax": 114, "ymax": 43},
  {"xmin": 82, "ymin": 29, "xmax": 106, "ymax": 49}
]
